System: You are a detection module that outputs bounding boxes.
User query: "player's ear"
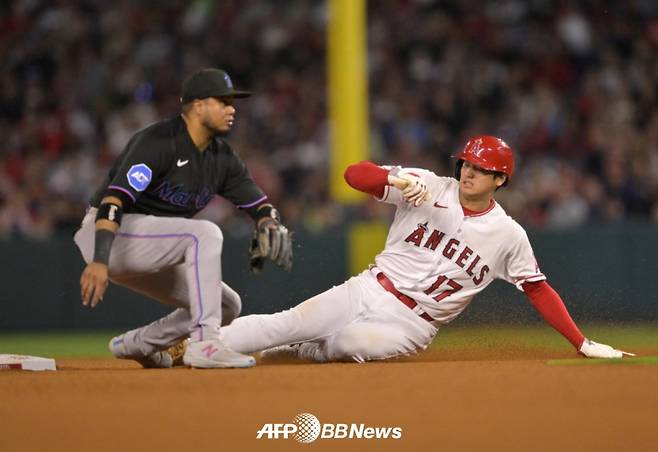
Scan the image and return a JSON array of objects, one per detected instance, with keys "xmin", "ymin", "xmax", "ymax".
[
  {"xmin": 194, "ymin": 99, "xmax": 205, "ymax": 114},
  {"xmin": 494, "ymin": 174, "xmax": 507, "ymax": 188},
  {"xmin": 181, "ymin": 100, "xmax": 200, "ymax": 117}
]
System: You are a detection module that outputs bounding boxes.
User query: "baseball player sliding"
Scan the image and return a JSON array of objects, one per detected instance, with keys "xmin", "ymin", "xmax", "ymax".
[
  {"xmin": 74, "ymin": 68, "xmax": 293, "ymax": 369},
  {"xmin": 218, "ymin": 136, "xmax": 633, "ymax": 362}
]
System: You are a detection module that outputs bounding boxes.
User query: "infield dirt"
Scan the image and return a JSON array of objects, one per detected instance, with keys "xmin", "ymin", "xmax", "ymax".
[{"xmin": 2, "ymin": 348, "xmax": 657, "ymax": 452}]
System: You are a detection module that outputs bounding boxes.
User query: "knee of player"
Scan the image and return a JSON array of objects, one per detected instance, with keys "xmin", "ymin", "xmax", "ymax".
[
  {"xmin": 196, "ymin": 220, "xmax": 224, "ymax": 246},
  {"xmin": 332, "ymin": 326, "xmax": 391, "ymax": 362},
  {"xmin": 332, "ymin": 329, "xmax": 367, "ymax": 358}
]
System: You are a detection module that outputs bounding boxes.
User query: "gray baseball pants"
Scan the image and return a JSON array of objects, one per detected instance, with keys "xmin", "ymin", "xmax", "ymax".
[{"xmin": 73, "ymin": 209, "xmax": 241, "ymax": 355}]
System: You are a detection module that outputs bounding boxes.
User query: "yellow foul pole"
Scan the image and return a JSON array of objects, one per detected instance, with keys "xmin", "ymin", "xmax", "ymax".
[{"xmin": 328, "ymin": 0, "xmax": 368, "ymax": 203}]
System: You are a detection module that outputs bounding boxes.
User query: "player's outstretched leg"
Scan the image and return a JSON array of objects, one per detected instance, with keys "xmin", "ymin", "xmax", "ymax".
[
  {"xmin": 108, "ymin": 308, "xmax": 192, "ymax": 368},
  {"xmin": 259, "ymin": 341, "xmax": 327, "ymax": 362},
  {"xmin": 261, "ymin": 321, "xmax": 430, "ymax": 364},
  {"xmin": 325, "ymin": 321, "xmax": 426, "ymax": 362},
  {"xmin": 220, "ymin": 281, "xmax": 360, "ymax": 355}
]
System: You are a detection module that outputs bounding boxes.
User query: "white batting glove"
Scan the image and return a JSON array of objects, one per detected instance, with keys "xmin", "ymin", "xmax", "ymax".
[
  {"xmin": 388, "ymin": 171, "xmax": 431, "ymax": 207},
  {"xmin": 578, "ymin": 338, "xmax": 635, "ymax": 359}
]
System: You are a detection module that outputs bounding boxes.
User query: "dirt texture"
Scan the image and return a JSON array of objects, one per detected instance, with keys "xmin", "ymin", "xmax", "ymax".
[{"xmin": 1, "ymin": 348, "xmax": 657, "ymax": 452}]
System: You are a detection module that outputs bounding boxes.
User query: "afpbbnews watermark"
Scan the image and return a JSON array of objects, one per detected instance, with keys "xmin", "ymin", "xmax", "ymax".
[{"xmin": 256, "ymin": 413, "xmax": 402, "ymax": 443}]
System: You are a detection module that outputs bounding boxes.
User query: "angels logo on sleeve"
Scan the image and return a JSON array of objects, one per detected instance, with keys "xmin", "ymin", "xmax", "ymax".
[{"xmin": 127, "ymin": 163, "xmax": 152, "ymax": 191}]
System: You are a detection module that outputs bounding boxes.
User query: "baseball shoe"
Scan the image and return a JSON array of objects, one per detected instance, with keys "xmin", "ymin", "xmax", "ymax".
[
  {"xmin": 259, "ymin": 343, "xmax": 301, "ymax": 360},
  {"xmin": 109, "ymin": 335, "xmax": 184, "ymax": 369},
  {"xmin": 182, "ymin": 339, "xmax": 256, "ymax": 369}
]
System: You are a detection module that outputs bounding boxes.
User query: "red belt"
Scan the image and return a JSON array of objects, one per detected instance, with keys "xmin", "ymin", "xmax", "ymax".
[{"xmin": 375, "ymin": 272, "xmax": 435, "ymax": 323}]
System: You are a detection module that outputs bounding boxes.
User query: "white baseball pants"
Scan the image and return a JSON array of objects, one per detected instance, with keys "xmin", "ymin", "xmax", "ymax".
[{"xmin": 220, "ymin": 269, "xmax": 439, "ymax": 362}]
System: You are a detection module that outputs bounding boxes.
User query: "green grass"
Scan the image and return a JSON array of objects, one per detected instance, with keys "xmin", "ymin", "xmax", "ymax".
[
  {"xmin": 431, "ymin": 323, "xmax": 658, "ymax": 351},
  {"xmin": 0, "ymin": 324, "xmax": 655, "ymax": 359},
  {"xmin": 548, "ymin": 356, "xmax": 658, "ymax": 366},
  {"xmin": 0, "ymin": 331, "xmax": 119, "ymax": 357}
]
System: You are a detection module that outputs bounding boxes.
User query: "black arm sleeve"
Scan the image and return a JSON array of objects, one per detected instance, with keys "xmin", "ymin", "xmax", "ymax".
[{"xmin": 93, "ymin": 229, "xmax": 116, "ymax": 265}]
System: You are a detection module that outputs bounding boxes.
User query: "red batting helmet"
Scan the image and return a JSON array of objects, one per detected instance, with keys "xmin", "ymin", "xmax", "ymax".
[{"xmin": 453, "ymin": 135, "xmax": 515, "ymax": 181}]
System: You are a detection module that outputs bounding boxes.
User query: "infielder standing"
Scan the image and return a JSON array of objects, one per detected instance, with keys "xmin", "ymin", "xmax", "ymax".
[
  {"xmin": 218, "ymin": 136, "xmax": 632, "ymax": 362},
  {"xmin": 74, "ymin": 68, "xmax": 293, "ymax": 369}
]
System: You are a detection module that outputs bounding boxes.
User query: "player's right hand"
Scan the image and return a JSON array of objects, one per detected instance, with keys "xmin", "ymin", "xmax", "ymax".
[
  {"xmin": 80, "ymin": 262, "xmax": 109, "ymax": 308},
  {"xmin": 578, "ymin": 338, "xmax": 635, "ymax": 358},
  {"xmin": 388, "ymin": 171, "xmax": 431, "ymax": 207}
]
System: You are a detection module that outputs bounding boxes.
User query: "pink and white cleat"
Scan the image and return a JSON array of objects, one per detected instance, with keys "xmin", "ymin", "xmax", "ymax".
[{"xmin": 183, "ymin": 339, "xmax": 256, "ymax": 368}]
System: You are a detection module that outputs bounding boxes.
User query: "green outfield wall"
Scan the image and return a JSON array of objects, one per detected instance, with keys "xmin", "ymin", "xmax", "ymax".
[{"xmin": 0, "ymin": 223, "xmax": 656, "ymax": 331}]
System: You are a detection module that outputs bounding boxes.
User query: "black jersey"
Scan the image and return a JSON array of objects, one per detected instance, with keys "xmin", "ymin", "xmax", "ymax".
[{"xmin": 90, "ymin": 116, "xmax": 266, "ymax": 217}]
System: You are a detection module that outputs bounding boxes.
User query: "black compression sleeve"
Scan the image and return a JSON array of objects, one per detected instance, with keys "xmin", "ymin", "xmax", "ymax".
[
  {"xmin": 93, "ymin": 229, "xmax": 116, "ymax": 265},
  {"xmin": 244, "ymin": 203, "xmax": 281, "ymax": 222},
  {"xmin": 96, "ymin": 202, "xmax": 124, "ymax": 225},
  {"xmin": 105, "ymin": 187, "xmax": 134, "ymax": 208},
  {"xmin": 244, "ymin": 202, "xmax": 268, "ymax": 221}
]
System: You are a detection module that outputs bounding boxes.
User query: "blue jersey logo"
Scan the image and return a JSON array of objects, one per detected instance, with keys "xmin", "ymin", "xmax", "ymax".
[{"xmin": 127, "ymin": 163, "xmax": 152, "ymax": 192}]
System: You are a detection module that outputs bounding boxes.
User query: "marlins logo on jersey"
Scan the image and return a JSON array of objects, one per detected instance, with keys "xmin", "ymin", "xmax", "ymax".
[{"xmin": 127, "ymin": 163, "xmax": 153, "ymax": 191}]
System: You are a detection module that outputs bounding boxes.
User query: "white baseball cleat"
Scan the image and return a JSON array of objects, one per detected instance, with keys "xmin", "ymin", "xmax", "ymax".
[
  {"xmin": 578, "ymin": 338, "xmax": 635, "ymax": 359},
  {"xmin": 259, "ymin": 344, "xmax": 301, "ymax": 360},
  {"xmin": 109, "ymin": 335, "xmax": 174, "ymax": 369},
  {"xmin": 183, "ymin": 339, "xmax": 256, "ymax": 368}
]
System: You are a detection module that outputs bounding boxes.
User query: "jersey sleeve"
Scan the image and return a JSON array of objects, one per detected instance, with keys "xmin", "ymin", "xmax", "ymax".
[
  {"xmin": 106, "ymin": 133, "xmax": 165, "ymax": 203},
  {"xmin": 219, "ymin": 150, "xmax": 267, "ymax": 208},
  {"xmin": 343, "ymin": 161, "xmax": 388, "ymax": 198},
  {"xmin": 501, "ymin": 225, "xmax": 546, "ymax": 290}
]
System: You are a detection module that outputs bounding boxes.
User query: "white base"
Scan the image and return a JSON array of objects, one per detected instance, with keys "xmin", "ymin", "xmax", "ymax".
[{"xmin": 0, "ymin": 354, "xmax": 57, "ymax": 371}]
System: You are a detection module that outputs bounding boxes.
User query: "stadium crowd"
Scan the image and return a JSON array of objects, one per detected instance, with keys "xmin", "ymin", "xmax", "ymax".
[{"xmin": 1, "ymin": 0, "xmax": 657, "ymax": 239}]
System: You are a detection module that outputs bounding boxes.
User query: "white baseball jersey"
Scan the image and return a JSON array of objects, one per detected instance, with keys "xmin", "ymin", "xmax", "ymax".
[
  {"xmin": 219, "ymin": 165, "xmax": 546, "ymax": 363},
  {"xmin": 374, "ymin": 167, "xmax": 545, "ymax": 324}
]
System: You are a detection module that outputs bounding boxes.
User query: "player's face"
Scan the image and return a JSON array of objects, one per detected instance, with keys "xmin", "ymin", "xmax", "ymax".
[
  {"xmin": 459, "ymin": 161, "xmax": 506, "ymax": 198},
  {"xmin": 201, "ymin": 96, "xmax": 236, "ymax": 134}
]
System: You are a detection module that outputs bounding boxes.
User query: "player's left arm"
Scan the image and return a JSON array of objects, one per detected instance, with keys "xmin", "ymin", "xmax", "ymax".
[
  {"xmin": 505, "ymin": 228, "xmax": 633, "ymax": 358},
  {"xmin": 522, "ymin": 280, "xmax": 584, "ymax": 349},
  {"xmin": 220, "ymin": 150, "xmax": 293, "ymax": 273},
  {"xmin": 245, "ymin": 202, "xmax": 293, "ymax": 273},
  {"xmin": 522, "ymin": 281, "xmax": 634, "ymax": 358}
]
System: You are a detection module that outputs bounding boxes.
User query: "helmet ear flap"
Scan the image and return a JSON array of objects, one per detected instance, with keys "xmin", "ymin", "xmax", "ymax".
[{"xmin": 454, "ymin": 159, "xmax": 464, "ymax": 181}]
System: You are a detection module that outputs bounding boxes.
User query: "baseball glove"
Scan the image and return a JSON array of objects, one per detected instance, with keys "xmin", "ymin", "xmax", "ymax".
[{"xmin": 248, "ymin": 217, "xmax": 293, "ymax": 273}]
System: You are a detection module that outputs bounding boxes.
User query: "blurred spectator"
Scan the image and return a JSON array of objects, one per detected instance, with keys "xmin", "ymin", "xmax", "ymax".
[{"xmin": 0, "ymin": 0, "xmax": 657, "ymax": 239}]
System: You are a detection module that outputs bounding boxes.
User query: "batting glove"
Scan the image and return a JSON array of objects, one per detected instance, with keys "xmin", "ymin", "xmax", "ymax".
[
  {"xmin": 388, "ymin": 170, "xmax": 431, "ymax": 207},
  {"xmin": 578, "ymin": 339, "xmax": 635, "ymax": 359}
]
